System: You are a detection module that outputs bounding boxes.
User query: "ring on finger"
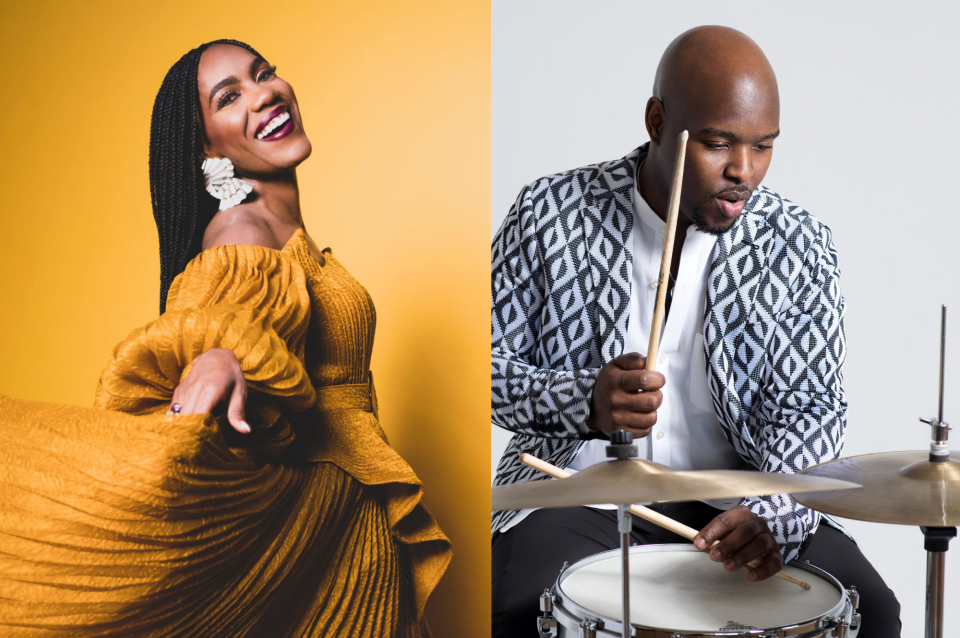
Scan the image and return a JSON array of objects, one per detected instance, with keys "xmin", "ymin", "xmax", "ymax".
[{"xmin": 170, "ymin": 403, "xmax": 182, "ymax": 415}]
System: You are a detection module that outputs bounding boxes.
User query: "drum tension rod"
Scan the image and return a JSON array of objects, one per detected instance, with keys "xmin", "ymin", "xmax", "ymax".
[
  {"xmin": 578, "ymin": 617, "xmax": 599, "ymax": 638},
  {"xmin": 536, "ymin": 589, "xmax": 558, "ymax": 638},
  {"xmin": 845, "ymin": 586, "xmax": 861, "ymax": 634}
]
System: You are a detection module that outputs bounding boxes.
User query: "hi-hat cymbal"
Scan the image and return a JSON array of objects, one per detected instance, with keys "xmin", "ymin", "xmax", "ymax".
[
  {"xmin": 491, "ymin": 458, "xmax": 861, "ymax": 511},
  {"xmin": 794, "ymin": 451, "xmax": 960, "ymax": 526}
]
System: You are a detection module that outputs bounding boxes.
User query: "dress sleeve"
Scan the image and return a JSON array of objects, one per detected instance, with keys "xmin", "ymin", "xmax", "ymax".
[{"xmin": 94, "ymin": 245, "xmax": 316, "ymax": 416}]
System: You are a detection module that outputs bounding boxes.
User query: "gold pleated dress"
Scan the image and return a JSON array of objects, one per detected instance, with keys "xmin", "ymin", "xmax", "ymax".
[{"xmin": 0, "ymin": 228, "xmax": 452, "ymax": 637}]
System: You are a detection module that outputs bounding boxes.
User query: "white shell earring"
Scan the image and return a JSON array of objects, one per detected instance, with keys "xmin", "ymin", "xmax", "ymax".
[{"xmin": 201, "ymin": 157, "xmax": 253, "ymax": 211}]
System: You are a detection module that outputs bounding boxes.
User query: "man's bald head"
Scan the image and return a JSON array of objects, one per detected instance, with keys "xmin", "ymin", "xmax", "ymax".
[
  {"xmin": 652, "ymin": 26, "xmax": 778, "ymax": 123},
  {"xmin": 639, "ymin": 26, "xmax": 781, "ymax": 235}
]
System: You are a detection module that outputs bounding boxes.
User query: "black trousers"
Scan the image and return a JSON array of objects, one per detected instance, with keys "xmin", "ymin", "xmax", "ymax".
[{"xmin": 492, "ymin": 503, "xmax": 901, "ymax": 637}]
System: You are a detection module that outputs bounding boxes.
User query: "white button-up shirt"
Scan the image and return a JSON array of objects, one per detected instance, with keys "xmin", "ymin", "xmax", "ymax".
[{"xmin": 499, "ymin": 168, "xmax": 744, "ymax": 531}]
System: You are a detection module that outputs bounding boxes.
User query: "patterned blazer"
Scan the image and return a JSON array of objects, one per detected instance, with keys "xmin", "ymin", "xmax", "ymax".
[{"xmin": 491, "ymin": 144, "xmax": 849, "ymax": 563}]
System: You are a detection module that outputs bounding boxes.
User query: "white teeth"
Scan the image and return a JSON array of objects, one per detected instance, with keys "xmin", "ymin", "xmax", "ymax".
[{"xmin": 257, "ymin": 110, "xmax": 291, "ymax": 139}]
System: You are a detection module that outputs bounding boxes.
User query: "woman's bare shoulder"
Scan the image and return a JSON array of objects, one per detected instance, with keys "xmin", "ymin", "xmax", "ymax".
[{"xmin": 203, "ymin": 210, "xmax": 281, "ymax": 250}]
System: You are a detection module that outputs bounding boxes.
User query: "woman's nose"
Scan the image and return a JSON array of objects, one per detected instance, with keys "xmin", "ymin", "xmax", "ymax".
[{"xmin": 249, "ymin": 81, "xmax": 281, "ymax": 112}]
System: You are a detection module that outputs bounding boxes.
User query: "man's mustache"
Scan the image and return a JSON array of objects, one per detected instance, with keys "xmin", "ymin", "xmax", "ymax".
[{"xmin": 706, "ymin": 186, "xmax": 752, "ymax": 201}]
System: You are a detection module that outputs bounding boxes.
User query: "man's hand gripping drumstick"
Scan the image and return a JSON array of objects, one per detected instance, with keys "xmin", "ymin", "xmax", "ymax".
[
  {"xmin": 585, "ymin": 130, "xmax": 688, "ymax": 438},
  {"xmin": 519, "ymin": 453, "xmax": 810, "ymax": 590},
  {"xmin": 585, "ymin": 130, "xmax": 796, "ymax": 588}
]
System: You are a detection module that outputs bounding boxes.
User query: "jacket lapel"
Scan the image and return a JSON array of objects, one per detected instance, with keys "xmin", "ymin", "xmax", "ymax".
[
  {"xmin": 579, "ymin": 148, "xmax": 642, "ymax": 361},
  {"xmin": 705, "ymin": 195, "xmax": 776, "ymax": 457}
]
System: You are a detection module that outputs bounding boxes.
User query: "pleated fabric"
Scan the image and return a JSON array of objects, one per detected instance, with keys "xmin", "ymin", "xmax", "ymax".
[{"xmin": 0, "ymin": 229, "xmax": 452, "ymax": 637}]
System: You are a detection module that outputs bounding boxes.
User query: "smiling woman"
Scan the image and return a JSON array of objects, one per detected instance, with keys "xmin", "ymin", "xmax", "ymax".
[{"xmin": 0, "ymin": 38, "xmax": 452, "ymax": 638}]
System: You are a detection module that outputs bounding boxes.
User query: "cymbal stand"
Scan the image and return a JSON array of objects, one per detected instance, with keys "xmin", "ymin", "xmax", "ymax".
[
  {"xmin": 607, "ymin": 430, "xmax": 638, "ymax": 638},
  {"xmin": 919, "ymin": 305, "xmax": 956, "ymax": 638}
]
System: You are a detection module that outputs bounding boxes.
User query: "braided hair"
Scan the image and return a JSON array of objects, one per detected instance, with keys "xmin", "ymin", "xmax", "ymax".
[{"xmin": 149, "ymin": 39, "xmax": 265, "ymax": 314}]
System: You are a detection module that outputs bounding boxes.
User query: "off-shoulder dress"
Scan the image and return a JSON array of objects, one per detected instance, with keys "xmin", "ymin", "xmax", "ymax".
[{"xmin": 0, "ymin": 228, "xmax": 452, "ymax": 637}]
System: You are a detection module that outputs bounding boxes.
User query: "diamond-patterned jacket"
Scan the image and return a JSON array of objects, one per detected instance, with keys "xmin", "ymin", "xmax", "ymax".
[{"xmin": 491, "ymin": 145, "xmax": 848, "ymax": 563}]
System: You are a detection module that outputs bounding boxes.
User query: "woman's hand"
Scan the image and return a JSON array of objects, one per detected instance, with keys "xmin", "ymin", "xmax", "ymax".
[{"xmin": 167, "ymin": 348, "xmax": 251, "ymax": 433}]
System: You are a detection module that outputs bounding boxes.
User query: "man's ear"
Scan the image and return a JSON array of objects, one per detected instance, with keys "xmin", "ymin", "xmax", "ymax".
[{"xmin": 644, "ymin": 97, "xmax": 666, "ymax": 146}]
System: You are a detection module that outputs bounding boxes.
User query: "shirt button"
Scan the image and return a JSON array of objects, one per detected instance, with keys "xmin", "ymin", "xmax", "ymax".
[
  {"xmin": 656, "ymin": 430, "xmax": 665, "ymax": 440},
  {"xmin": 659, "ymin": 225, "xmax": 667, "ymax": 234},
  {"xmin": 649, "ymin": 280, "xmax": 658, "ymax": 289},
  {"xmin": 658, "ymin": 355, "xmax": 667, "ymax": 365}
]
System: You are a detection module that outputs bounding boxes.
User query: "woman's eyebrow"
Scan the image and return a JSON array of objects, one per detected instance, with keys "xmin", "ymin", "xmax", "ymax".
[{"xmin": 207, "ymin": 56, "xmax": 267, "ymax": 106}]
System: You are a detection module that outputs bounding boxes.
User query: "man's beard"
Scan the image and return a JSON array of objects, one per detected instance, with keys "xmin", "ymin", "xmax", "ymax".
[{"xmin": 691, "ymin": 187, "xmax": 752, "ymax": 236}]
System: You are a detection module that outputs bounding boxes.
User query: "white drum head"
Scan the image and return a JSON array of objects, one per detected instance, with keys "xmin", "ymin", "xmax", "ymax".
[{"xmin": 559, "ymin": 545, "xmax": 842, "ymax": 632}]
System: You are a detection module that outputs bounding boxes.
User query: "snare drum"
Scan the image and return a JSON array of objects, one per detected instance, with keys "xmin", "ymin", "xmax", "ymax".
[{"xmin": 540, "ymin": 544, "xmax": 860, "ymax": 637}]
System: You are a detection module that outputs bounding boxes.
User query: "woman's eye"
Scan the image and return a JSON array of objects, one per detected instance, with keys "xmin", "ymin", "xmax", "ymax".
[
  {"xmin": 216, "ymin": 66, "xmax": 277, "ymax": 109},
  {"xmin": 217, "ymin": 91, "xmax": 238, "ymax": 109},
  {"xmin": 257, "ymin": 66, "xmax": 277, "ymax": 82}
]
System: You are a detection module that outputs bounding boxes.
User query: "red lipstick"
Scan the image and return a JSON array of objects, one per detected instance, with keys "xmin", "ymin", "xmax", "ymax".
[{"xmin": 255, "ymin": 105, "xmax": 288, "ymax": 138}]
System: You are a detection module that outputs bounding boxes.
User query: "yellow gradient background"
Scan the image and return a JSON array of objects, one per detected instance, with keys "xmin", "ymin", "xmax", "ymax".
[{"xmin": 0, "ymin": 1, "xmax": 490, "ymax": 635}]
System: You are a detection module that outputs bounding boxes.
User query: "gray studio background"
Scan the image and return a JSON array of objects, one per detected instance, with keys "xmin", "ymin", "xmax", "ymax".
[{"xmin": 492, "ymin": 1, "xmax": 959, "ymax": 631}]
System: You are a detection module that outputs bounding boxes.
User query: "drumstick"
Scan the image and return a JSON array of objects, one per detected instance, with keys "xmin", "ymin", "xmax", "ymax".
[
  {"xmin": 520, "ymin": 453, "xmax": 811, "ymax": 590},
  {"xmin": 645, "ymin": 130, "xmax": 688, "ymax": 373}
]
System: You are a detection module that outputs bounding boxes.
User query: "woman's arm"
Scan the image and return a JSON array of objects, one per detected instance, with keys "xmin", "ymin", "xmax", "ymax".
[
  {"xmin": 95, "ymin": 241, "xmax": 316, "ymax": 432},
  {"xmin": 163, "ymin": 219, "xmax": 298, "ymax": 433}
]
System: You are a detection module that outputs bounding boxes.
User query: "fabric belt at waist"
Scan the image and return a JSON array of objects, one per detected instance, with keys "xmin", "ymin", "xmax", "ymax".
[
  {"xmin": 288, "ymin": 371, "xmax": 388, "ymax": 462},
  {"xmin": 314, "ymin": 371, "xmax": 379, "ymax": 420}
]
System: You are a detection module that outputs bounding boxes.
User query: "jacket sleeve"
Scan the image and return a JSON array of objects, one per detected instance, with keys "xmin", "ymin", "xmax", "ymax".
[
  {"xmin": 94, "ymin": 244, "xmax": 316, "ymax": 418},
  {"xmin": 491, "ymin": 182, "xmax": 601, "ymax": 439},
  {"xmin": 740, "ymin": 221, "xmax": 847, "ymax": 564}
]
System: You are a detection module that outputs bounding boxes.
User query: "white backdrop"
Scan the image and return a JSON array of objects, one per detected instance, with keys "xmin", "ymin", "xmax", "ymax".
[{"xmin": 492, "ymin": 1, "xmax": 960, "ymax": 632}]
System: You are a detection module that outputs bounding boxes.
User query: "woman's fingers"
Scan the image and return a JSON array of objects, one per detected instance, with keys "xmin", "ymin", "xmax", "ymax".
[
  {"xmin": 167, "ymin": 382, "xmax": 189, "ymax": 415},
  {"xmin": 168, "ymin": 380, "xmax": 217, "ymax": 416},
  {"xmin": 167, "ymin": 350, "xmax": 250, "ymax": 433},
  {"xmin": 166, "ymin": 387, "xmax": 180, "ymax": 415},
  {"xmin": 190, "ymin": 384, "xmax": 226, "ymax": 416},
  {"xmin": 227, "ymin": 376, "xmax": 250, "ymax": 433},
  {"xmin": 170, "ymin": 384, "xmax": 196, "ymax": 415}
]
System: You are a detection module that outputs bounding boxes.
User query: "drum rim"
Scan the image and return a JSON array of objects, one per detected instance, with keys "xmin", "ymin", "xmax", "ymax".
[{"xmin": 553, "ymin": 544, "xmax": 849, "ymax": 636}]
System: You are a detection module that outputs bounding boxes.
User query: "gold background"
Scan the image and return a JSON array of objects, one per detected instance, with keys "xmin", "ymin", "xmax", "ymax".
[{"xmin": 0, "ymin": 1, "xmax": 490, "ymax": 634}]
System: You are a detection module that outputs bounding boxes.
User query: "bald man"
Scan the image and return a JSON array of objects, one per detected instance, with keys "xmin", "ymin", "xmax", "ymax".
[{"xmin": 491, "ymin": 26, "xmax": 900, "ymax": 636}]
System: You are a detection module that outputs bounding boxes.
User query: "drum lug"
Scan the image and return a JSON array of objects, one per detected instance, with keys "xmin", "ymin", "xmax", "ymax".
[
  {"xmin": 540, "ymin": 589, "xmax": 554, "ymax": 613},
  {"xmin": 578, "ymin": 617, "xmax": 601, "ymax": 638},
  {"xmin": 849, "ymin": 613, "xmax": 861, "ymax": 636},
  {"xmin": 537, "ymin": 590, "xmax": 558, "ymax": 638},
  {"xmin": 537, "ymin": 616, "xmax": 558, "ymax": 638},
  {"xmin": 845, "ymin": 586, "xmax": 860, "ymax": 612},
  {"xmin": 831, "ymin": 616, "xmax": 850, "ymax": 638}
]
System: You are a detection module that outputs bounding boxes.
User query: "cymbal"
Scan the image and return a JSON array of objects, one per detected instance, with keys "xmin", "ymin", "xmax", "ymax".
[
  {"xmin": 794, "ymin": 451, "xmax": 960, "ymax": 526},
  {"xmin": 491, "ymin": 458, "xmax": 860, "ymax": 511}
]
